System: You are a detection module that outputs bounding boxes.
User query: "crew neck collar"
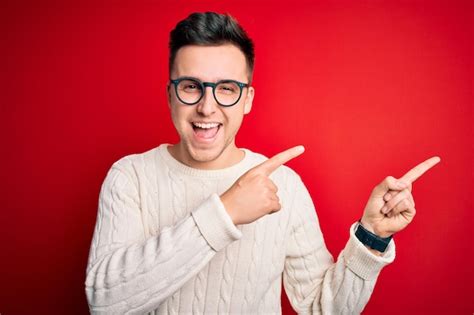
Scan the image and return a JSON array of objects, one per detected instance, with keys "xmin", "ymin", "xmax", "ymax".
[{"xmin": 157, "ymin": 143, "xmax": 254, "ymax": 179}]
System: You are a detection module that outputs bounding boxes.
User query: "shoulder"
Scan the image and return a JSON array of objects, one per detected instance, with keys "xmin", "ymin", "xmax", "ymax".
[{"xmin": 106, "ymin": 144, "xmax": 165, "ymax": 179}]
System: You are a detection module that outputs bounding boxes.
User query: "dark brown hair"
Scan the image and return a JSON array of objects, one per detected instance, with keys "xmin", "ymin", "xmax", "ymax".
[{"xmin": 169, "ymin": 12, "xmax": 255, "ymax": 82}]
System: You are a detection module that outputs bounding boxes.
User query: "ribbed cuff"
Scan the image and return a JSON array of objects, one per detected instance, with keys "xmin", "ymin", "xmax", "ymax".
[
  {"xmin": 343, "ymin": 222, "xmax": 396, "ymax": 280},
  {"xmin": 191, "ymin": 193, "xmax": 242, "ymax": 252}
]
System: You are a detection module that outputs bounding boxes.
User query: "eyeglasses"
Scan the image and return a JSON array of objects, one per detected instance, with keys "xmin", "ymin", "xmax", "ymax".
[{"xmin": 169, "ymin": 77, "xmax": 249, "ymax": 107}]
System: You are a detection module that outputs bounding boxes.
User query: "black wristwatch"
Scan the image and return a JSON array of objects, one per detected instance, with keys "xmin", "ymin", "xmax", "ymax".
[{"xmin": 355, "ymin": 221, "xmax": 393, "ymax": 253}]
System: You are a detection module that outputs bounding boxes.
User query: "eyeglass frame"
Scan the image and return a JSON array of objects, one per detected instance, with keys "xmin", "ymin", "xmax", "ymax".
[{"xmin": 169, "ymin": 76, "xmax": 250, "ymax": 107}]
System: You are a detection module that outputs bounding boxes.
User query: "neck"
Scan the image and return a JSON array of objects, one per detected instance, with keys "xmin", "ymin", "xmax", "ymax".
[{"xmin": 168, "ymin": 142, "xmax": 245, "ymax": 170}]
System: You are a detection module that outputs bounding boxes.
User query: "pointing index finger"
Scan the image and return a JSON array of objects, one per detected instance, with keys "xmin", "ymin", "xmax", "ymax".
[
  {"xmin": 399, "ymin": 156, "xmax": 441, "ymax": 184},
  {"xmin": 255, "ymin": 145, "xmax": 305, "ymax": 176}
]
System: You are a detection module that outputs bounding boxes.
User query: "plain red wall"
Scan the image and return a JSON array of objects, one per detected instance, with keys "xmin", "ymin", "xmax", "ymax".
[{"xmin": 1, "ymin": 0, "xmax": 472, "ymax": 314}]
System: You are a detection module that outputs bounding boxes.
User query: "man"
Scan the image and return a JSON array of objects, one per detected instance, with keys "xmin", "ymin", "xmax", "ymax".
[{"xmin": 85, "ymin": 12, "xmax": 439, "ymax": 314}]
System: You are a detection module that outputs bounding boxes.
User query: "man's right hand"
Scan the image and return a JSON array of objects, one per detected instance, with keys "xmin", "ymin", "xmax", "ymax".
[{"xmin": 220, "ymin": 146, "xmax": 305, "ymax": 225}]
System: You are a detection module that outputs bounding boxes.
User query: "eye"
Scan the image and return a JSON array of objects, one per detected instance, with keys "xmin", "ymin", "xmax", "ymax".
[
  {"xmin": 217, "ymin": 83, "xmax": 238, "ymax": 94},
  {"xmin": 178, "ymin": 80, "xmax": 202, "ymax": 93},
  {"xmin": 184, "ymin": 84, "xmax": 197, "ymax": 90}
]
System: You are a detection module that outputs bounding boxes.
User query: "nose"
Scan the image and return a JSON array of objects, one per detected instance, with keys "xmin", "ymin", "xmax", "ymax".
[{"xmin": 196, "ymin": 86, "xmax": 218, "ymax": 116}]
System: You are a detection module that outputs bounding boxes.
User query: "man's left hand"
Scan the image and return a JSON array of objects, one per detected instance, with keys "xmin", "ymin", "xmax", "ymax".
[{"xmin": 360, "ymin": 156, "xmax": 441, "ymax": 238}]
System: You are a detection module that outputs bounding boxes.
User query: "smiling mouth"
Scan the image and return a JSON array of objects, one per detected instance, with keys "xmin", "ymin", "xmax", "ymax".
[{"xmin": 191, "ymin": 122, "xmax": 222, "ymax": 140}]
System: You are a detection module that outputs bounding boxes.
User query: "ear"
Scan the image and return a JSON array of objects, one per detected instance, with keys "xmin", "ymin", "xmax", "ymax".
[{"xmin": 243, "ymin": 86, "xmax": 254, "ymax": 115}]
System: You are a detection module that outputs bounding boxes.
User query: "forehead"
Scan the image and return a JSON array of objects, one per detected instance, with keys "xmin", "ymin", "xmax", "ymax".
[{"xmin": 172, "ymin": 44, "xmax": 248, "ymax": 82}]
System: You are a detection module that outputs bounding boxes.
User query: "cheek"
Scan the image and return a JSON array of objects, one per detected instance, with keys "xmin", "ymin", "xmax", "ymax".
[
  {"xmin": 169, "ymin": 106, "xmax": 178, "ymax": 124},
  {"xmin": 171, "ymin": 103, "xmax": 185, "ymax": 118},
  {"xmin": 170, "ymin": 105, "xmax": 187, "ymax": 129},
  {"xmin": 224, "ymin": 108, "xmax": 245, "ymax": 130}
]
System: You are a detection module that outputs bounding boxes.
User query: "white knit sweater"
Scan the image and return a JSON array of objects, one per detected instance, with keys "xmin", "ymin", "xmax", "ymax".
[{"xmin": 85, "ymin": 144, "xmax": 395, "ymax": 314}]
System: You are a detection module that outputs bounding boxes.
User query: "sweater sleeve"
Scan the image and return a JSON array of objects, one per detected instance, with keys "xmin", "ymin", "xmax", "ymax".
[
  {"xmin": 283, "ymin": 175, "xmax": 395, "ymax": 314},
  {"xmin": 85, "ymin": 161, "xmax": 242, "ymax": 314}
]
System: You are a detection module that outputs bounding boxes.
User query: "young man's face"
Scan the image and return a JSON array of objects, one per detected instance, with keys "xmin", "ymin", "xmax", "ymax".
[{"xmin": 168, "ymin": 44, "xmax": 254, "ymax": 169}]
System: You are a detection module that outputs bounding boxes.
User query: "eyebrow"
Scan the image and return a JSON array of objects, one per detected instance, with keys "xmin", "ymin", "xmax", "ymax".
[{"xmin": 175, "ymin": 76, "xmax": 242, "ymax": 82}]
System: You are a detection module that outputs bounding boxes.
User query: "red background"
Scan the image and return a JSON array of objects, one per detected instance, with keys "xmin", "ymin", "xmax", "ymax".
[{"xmin": 1, "ymin": 0, "xmax": 472, "ymax": 314}]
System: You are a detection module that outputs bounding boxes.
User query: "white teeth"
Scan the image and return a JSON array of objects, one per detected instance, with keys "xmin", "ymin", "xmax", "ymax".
[{"xmin": 193, "ymin": 122, "xmax": 220, "ymax": 129}]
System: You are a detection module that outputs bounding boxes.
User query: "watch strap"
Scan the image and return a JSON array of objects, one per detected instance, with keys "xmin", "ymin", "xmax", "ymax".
[{"xmin": 355, "ymin": 221, "xmax": 393, "ymax": 253}]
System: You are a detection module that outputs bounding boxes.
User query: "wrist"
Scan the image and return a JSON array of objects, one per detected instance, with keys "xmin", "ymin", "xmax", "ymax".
[
  {"xmin": 355, "ymin": 220, "xmax": 393, "ymax": 253},
  {"xmin": 359, "ymin": 218, "xmax": 392, "ymax": 238}
]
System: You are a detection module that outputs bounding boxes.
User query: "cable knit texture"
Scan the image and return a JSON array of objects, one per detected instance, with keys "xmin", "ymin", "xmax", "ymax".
[{"xmin": 85, "ymin": 144, "xmax": 396, "ymax": 314}]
